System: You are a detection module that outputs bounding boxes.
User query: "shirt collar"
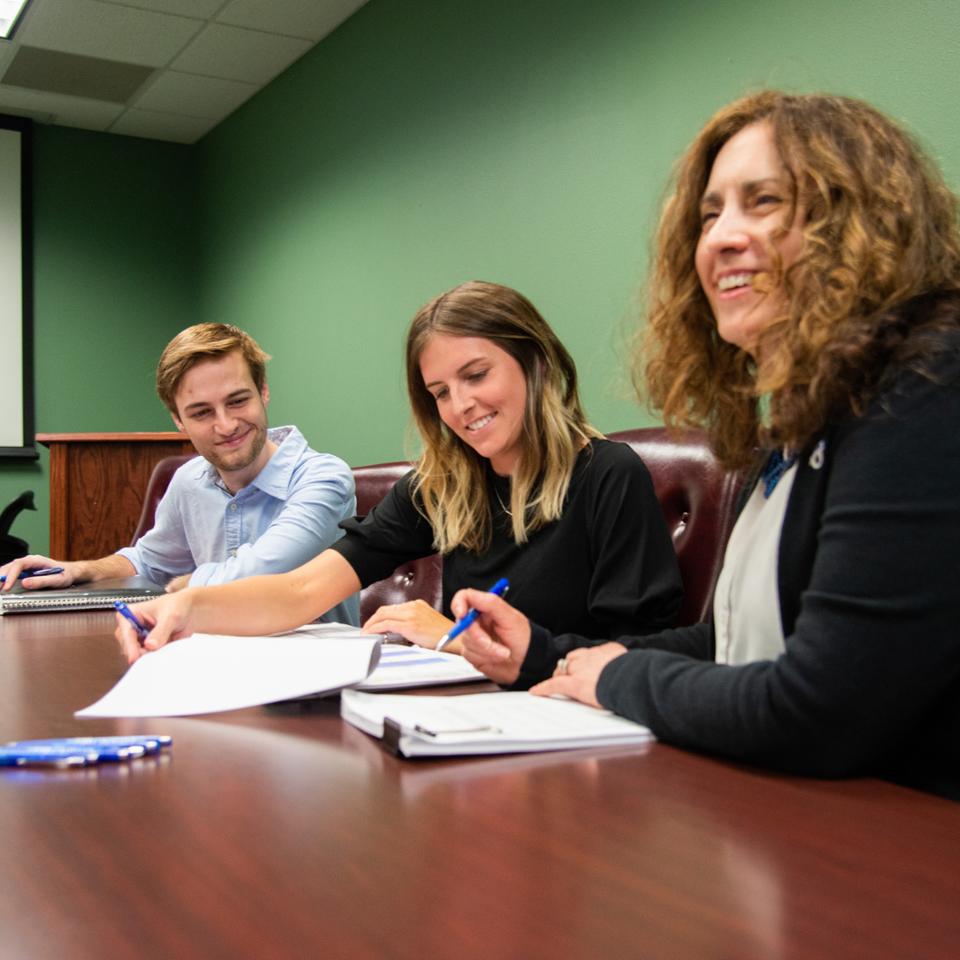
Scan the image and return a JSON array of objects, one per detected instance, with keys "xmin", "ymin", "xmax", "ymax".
[{"xmin": 202, "ymin": 425, "xmax": 305, "ymax": 499}]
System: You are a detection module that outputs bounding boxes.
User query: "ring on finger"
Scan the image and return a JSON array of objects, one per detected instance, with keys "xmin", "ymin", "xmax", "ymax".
[{"xmin": 556, "ymin": 657, "xmax": 569, "ymax": 676}]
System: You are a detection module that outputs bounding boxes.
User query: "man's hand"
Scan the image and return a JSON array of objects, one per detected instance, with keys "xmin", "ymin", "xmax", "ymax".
[
  {"xmin": 0, "ymin": 554, "xmax": 76, "ymax": 592},
  {"xmin": 363, "ymin": 599, "xmax": 455, "ymax": 650},
  {"xmin": 529, "ymin": 643, "xmax": 628, "ymax": 708},
  {"xmin": 453, "ymin": 588, "xmax": 532, "ymax": 686},
  {"xmin": 165, "ymin": 574, "xmax": 192, "ymax": 593}
]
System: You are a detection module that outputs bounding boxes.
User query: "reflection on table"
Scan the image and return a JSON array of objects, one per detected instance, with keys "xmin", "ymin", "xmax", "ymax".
[{"xmin": 1, "ymin": 611, "xmax": 958, "ymax": 960}]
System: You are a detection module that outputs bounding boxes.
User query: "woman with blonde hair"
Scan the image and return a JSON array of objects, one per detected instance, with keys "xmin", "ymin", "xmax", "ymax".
[
  {"xmin": 458, "ymin": 93, "xmax": 960, "ymax": 799},
  {"xmin": 116, "ymin": 281, "xmax": 681, "ymax": 657}
]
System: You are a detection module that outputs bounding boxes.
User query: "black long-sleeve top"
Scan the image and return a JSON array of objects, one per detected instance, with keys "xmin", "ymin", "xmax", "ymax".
[{"xmin": 331, "ymin": 439, "xmax": 683, "ymax": 640}]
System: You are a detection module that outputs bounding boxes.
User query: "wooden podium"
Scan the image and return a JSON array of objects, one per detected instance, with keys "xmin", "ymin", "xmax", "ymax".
[{"xmin": 38, "ymin": 433, "xmax": 195, "ymax": 558}]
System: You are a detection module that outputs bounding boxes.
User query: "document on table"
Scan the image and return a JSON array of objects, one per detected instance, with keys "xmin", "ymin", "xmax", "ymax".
[
  {"xmin": 76, "ymin": 624, "xmax": 381, "ymax": 718},
  {"xmin": 357, "ymin": 644, "xmax": 485, "ymax": 690},
  {"xmin": 341, "ymin": 689, "xmax": 654, "ymax": 757}
]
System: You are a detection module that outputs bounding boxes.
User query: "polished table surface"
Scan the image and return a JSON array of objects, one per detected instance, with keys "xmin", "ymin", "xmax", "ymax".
[{"xmin": 2, "ymin": 612, "xmax": 959, "ymax": 960}]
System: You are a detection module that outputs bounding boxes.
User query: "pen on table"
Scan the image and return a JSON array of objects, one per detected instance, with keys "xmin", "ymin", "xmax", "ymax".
[
  {"xmin": 436, "ymin": 577, "xmax": 510, "ymax": 652},
  {"xmin": 0, "ymin": 566, "xmax": 64, "ymax": 584},
  {"xmin": 114, "ymin": 601, "xmax": 151, "ymax": 643}
]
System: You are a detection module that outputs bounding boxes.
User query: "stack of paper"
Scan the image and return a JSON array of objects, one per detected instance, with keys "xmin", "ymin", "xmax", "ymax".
[
  {"xmin": 341, "ymin": 689, "xmax": 654, "ymax": 757},
  {"xmin": 76, "ymin": 625, "xmax": 381, "ymax": 718}
]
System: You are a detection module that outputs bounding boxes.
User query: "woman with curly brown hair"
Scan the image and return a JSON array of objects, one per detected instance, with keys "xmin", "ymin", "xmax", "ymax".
[{"xmin": 458, "ymin": 92, "xmax": 960, "ymax": 799}]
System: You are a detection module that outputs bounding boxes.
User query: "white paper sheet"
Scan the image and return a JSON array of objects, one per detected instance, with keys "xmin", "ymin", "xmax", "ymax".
[
  {"xmin": 356, "ymin": 643, "xmax": 485, "ymax": 690},
  {"xmin": 76, "ymin": 624, "xmax": 381, "ymax": 718}
]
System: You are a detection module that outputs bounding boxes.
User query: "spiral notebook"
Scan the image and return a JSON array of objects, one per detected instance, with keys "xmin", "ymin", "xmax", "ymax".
[{"xmin": 0, "ymin": 578, "xmax": 164, "ymax": 614}]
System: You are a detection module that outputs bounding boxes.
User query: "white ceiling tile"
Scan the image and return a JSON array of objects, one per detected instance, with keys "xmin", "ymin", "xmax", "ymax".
[
  {"xmin": 217, "ymin": 0, "xmax": 368, "ymax": 41},
  {"xmin": 109, "ymin": 107, "xmax": 217, "ymax": 143},
  {"xmin": 18, "ymin": 0, "xmax": 204, "ymax": 67},
  {"xmin": 112, "ymin": 0, "xmax": 225, "ymax": 16},
  {"xmin": 0, "ymin": 82, "xmax": 123, "ymax": 129},
  {"xmin": 133, "ymin": 70, "xmax": 256, "ymax": 119},
  {"xmin": 170, "ymin": 22, "xmax": 311, "ymax": 84}
]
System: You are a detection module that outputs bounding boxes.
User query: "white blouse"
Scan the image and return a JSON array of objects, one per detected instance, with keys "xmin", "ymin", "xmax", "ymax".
[{"xmin": 713, "ymin": 462, "xmax": 797, "ymax": 665}]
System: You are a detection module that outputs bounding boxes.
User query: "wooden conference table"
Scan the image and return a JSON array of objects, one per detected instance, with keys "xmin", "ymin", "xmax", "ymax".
[{"xmin": 1, "ymin": 611, "xmax": 958, "ymax": 960}]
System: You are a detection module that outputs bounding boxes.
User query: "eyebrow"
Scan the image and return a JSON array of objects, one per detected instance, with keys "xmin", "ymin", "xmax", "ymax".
[
  {"xmin": 424, "ymin": 358, "xmax": 487, "ymax": 390},
  {"xmin": 181, "ymin": 389, "xmax": 253, "ymax": 414},
  {"xmin": 700, "ymin": 177, "xmax": 784, "ymax": 207}
]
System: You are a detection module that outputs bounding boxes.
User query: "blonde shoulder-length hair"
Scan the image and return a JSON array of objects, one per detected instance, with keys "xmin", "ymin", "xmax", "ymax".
[
  {"xmin": 406, "ymin": 281, "xmax": 600, "ymax": 554},
  {"xmin": 639, "ymin": 91, "xmax": 960, "ymax": 468}
]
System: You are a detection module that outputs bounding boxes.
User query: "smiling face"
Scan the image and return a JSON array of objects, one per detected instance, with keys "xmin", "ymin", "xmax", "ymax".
[
  {"xmin": 419, "ymin": 333, "xmax": 528, "ymax": 476},
  {"xmin": 695, "ymin": 121, "xmax": 805, "ymax": 355},
  {"xmin": 172, "ymin": 349, "xmax": 274, "ymax": 492}
]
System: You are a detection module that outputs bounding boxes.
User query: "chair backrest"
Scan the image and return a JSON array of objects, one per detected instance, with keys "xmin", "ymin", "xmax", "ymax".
[
  {"xmin": 607, "ymin": 427, "xmax": 742, "ymax": 626},
  {"xmin": 351, "ymin": 462, "xmax": 442, "ymax": 623},
  {"xmin": 130, "ymin": 455, "xmax": 197, "ymax": 545}
]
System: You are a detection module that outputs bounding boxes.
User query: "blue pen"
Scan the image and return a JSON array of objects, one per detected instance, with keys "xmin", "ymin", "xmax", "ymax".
[
  {"xmin": 0, "ymin": 566, "xmax": 64, "ymax": 584},
  {"xmin": 1, "ymin": 743, "xmax": 140, "ymax": 767},
  {"xmin": 436, "ymin": 577, "xmax": 510, "ymax": 651},
  {"xmin": 114, "ymin": 601, "xmax": 150, "ymax": 642},
  {"xmin": 0, "ymin": 746, "xmax": 92, "ymax": 768},
  {"xmin": 7, "ymin": 736, "xmax": 172, "ymax": 755}
]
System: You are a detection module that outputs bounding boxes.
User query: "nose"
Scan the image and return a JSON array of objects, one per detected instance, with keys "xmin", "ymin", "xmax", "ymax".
[
  {"xmin": 703, "ymin": 206, "xmax": 750, "ymax": 254},
  {"xmin": 213, "ymin": 407, "xmax": 239, "ymax": 435},
  {"xmin": 449, "ymin": 383, "xmax": 475, "ymax": 419}
]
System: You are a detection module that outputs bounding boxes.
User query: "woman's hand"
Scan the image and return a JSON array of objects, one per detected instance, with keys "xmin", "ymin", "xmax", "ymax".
[
  {"xmin": 362, "ymin": 599, "xmax": 455, "ymax": 650},
  {"xmin": 453, "ymin": 588, "xmax": 531, "ymax": 686},
  {"xmin": 113, "ymin": 590, "xmax": 198, "ymax": 665},
  {"xmin": 530, "ymin": 643, "xmax": 628, "ymax": 708}
]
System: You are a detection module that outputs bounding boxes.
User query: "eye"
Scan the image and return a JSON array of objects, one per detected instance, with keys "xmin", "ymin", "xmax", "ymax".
[
  {"xmin": 191, "ymin": 409, "xmax": 212, "ymax": 420},
  {"xmin": 699, "ymin": 209, "xmax": 718, "ymax": 230},
  {"xmin": 431, "ymin": 387, "xmax": 449, "ymax": 402},
  {"xmin": 755, "ymin": 193, "xmax": 782, "ymax": 207},
  {"xmin": 228, "ymin": 397, "xmax": 249, "ymax": 407},
  {"xmin": 466, "ymin": 370, "xmax": 487, "ymax": 383}
]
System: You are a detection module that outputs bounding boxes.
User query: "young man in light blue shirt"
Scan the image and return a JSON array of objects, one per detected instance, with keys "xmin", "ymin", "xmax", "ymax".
[{"xmin": 1, "ymin": 323, "xmax": 359, "ymax": 625}]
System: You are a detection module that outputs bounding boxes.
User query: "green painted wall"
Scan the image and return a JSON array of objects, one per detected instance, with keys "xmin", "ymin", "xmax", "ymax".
[
  {"xmin": 0, "ymin": 126, "xmax": 198, "ymax": 555},
  {"xmin": 4, "ymin": 0, "xmax": 960, "ymax": 555},
  {"xmin": 195, "ymin": 0, "xmax": 960, "ymax": 470}
]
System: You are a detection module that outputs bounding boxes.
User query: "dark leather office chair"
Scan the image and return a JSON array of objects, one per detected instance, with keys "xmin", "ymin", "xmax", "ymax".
[
  {"xmin": 351, "ymin": 462, "xmax": 442, "ymax": 622},
  {"xmin": 607, "ymin": 427, "xmax": 742, "ymax": 626},
  {"xmin": 130, "ymin": 455, "xmax": 196, "ymax": 544}
]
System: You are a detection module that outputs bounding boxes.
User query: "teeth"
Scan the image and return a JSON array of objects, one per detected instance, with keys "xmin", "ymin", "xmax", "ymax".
[
  {"xmin": 717, "ymin": 273, "xmax": 754, "ymax": 292},
  {"xmin": 466, "ymin": 414, "xmax": 494, "ymax": 432}
]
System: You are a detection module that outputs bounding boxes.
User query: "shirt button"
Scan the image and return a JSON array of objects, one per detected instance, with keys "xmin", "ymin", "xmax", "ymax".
[
  {"xmin": 229, "ymin": 549, "xmax": 237, "ymax": 558},
  {"xmin": 229, "ymin": 503, "xmax": 238, "ymax": 511}
]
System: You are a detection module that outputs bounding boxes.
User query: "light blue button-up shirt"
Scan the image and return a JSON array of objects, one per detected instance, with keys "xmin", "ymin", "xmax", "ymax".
[{"xmin": 117, "ymin": 426, "xmax": 359, "ymax": 625}]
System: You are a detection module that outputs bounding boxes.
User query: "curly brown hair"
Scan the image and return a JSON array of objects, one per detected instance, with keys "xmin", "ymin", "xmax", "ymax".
[{"xmin": 639, "ymin": 91, "xmax": 960, "ymax": 468}]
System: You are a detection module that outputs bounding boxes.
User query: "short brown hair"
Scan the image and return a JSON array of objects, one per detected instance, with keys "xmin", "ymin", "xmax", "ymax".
[
  {"xmin": 156, "ymin": 323, "xmax": 271, "ymax": 415},
  {"xmin": 639, "ymin": 91, "xmax": 960, "ymax": 468}
]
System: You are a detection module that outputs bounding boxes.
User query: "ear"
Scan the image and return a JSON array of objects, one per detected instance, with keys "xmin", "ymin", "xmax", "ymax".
[
  {"xmin": 260, "ymin": 381, "xmax": 270, "ymax": 406},
  {"xmin": 171, "ymin": 411, "xmax": 185, "ymax": 433}
]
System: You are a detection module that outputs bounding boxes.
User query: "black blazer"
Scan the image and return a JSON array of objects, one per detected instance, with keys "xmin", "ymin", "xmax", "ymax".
[{"xmin": 531, "ymin": 321, "xmax": 960, "ymax": 800}]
